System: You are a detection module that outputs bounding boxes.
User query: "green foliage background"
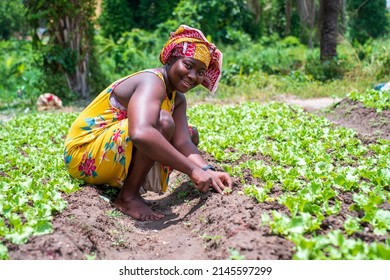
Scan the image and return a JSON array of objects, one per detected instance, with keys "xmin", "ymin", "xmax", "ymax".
[{"xmin": 0, "ymin": 0, "xmax": 389, "ymax": 106}]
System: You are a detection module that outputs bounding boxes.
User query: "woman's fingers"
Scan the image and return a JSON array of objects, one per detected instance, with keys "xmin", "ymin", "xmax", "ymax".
[
  {"xmin": 217, "ymin": 172, "xmax": 232, "ymax": 188},
  {"xmin": 192, "ymin": 169, "xmax": 232, "ymax": 194},
  {"xmin": 210, "ymin": 178, "xmax": 224, "ymax": 194},
  {"xmin": 195, "ymin": 177, "xmax": 211, "ymax": 192},
  {"xmin": 211, "ymin": 173, "xmax": 233, "ymax": 194}
]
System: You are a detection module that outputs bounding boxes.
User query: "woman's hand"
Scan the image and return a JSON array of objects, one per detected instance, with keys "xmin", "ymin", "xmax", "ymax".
[
  {"xmin": 189, "ymin": 167, "xmax": 212, "ymax": 192},
  {"xmin": 207, "ymin": 170, "xmax": 233, "ymax": 194},
  {"xmin": 189, "ymin": 168, "xmax": 233, "ymax": 194}
]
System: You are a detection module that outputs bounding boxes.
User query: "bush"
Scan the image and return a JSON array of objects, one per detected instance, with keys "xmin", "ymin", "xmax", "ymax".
[
  {"xmin": 221, "ymin": 40, "xmax": 307, "ymax": 85},
  {"xmin": 280, "ymin": 36, "xmax": 301, "ymax": 47},
  {"xmin": 0, "ymin": 40, "xmax": 44, "ymax": 109},
  {"xmin": 304, "ymin": 50, "xmax": 348, "ymax": 82},
  {"xmin": 347, "ymin": 0, "xmax": 389, "ymax": 44}
]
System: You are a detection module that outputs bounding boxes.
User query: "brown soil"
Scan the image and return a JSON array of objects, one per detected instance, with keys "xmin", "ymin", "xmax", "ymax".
[
  {"xmin": 7, "ymin": 167, "xmax": 294, "ymax": 260},
  {"xmin": 321, "ymin": 98, "xmax": 390, "ymax": 140},
  {"xmin": 6, "ymin": 97, "xmax": 390, "ymax": 260}
]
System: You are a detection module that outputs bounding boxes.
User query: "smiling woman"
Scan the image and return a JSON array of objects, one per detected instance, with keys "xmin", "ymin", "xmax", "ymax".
[
  {"xmin": 63, "ymin": 25, "xmax": 231, "ymax": 221},
  {"xmin": 164, "ymin": 56, "xmax": 207, "ymax": 93}
]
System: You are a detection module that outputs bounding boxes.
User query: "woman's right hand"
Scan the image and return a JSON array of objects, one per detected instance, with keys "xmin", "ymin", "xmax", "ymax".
[{"xmin": 189, "ymin": 167, "xmax": 213, "ymax": 193}]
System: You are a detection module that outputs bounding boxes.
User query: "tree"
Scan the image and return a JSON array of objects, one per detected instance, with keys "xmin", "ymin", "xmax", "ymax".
[
  {"xmin": 135, "ymin": 0, "xmax": 180, "ymax": 31},
  {"xmin": 172, "ymin": 0, "xmax": 252, "ymax": 43},
  {"xmin": 347, "ymin": 0, "xmax": 389, "ymax": 44},
  {"xmin": 98, "ymin": 0, "xmax": 134, "ymax": 42},
  {"xmin": 296, "ymin": 0, "xmax": 317, "ymax": 48},
  {"xmin": 0, "ymin": 0, "xmax": 29, "ymax": 39},
  {"xmin": 319, "ymin": 0, "xmax": 341, "ymax": 61},
  {"xmin": 25, "ymin": 0, "xmax": 96, "ymax": 99},
  {"xmin": 285, "ymin": 0, "xmax": 292, "ymax": 36},
  {"xmin": 99, "ymin": 0, "xmax": 180, "ymax": 42}
]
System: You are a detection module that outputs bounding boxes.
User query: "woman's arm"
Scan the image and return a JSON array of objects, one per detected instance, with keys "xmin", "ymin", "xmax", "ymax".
[
  {"xmin": 171, "ymin": 93, "xmax": 233, "ymax": 193},
  {"xmin": 126, "ymin": 75, "xmax": 216, "ymax": 191},
  {"xmin": 127, "ymin": 75, "xmax": 193, "ymax": 173}
]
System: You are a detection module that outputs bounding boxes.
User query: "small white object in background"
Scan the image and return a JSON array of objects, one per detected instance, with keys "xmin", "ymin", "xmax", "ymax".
[
  {"xmin": 380, "ymin": 82, "xmax": 390, "ymax": 92},
  {"xmin": 36, "ymin": 93, "xmax": 63, "ymax": 111}
]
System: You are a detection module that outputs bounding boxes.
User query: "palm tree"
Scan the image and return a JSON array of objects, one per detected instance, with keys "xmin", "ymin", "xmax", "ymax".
[{"xmin": 319, "ymin": 0, "xmax": 341, "ymax": 61}]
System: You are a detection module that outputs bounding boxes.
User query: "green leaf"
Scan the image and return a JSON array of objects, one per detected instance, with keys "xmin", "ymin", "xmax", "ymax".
[{"xmin": 34, "ymin": 220, "xmax": 53, "ymax": 236}]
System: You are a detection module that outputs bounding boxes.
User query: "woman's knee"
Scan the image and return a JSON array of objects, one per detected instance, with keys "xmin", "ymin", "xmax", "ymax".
[
  {"xmin": 189, "ymin": 125, "xmax": 199, "ymax": 146},
  {"xmin": 158, "ymin": 110, "xmax": 175, "ymax": 140}
]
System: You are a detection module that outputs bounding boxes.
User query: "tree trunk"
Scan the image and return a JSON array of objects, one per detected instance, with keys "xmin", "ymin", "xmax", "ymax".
[
  {"xmin": 58, "ymin": 11, "xmax": 91, "ymax": 99},
  {"xmin": 320, "ymin": 0, "xmax": 340, "ymax": 61},
  {"xmin": 57, "ymin": 14, "xmax": 90, "ymax": 99},
  {"xmin": 297, "ymin": 0, "xmax": 309, "ymax": 24},
  {"xmin": 25, "ymin": 0, "xmax": 95, "ymax": 100},
  {"xmin": 248, "ymin": 0, "xmax": 261, "ymax": 24},
  {"xmin": 307, "ymin": 0, "xmax": 316, "ymax": 49},
  {"xmin": 285, "ymin": 0, "xmax": 292, "ymax": 36}
]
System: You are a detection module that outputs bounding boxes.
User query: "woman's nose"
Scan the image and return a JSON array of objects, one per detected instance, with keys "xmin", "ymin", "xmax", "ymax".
[{"xmin": 187, "ymin": 70, "xmax": 196, "ymax": 81}]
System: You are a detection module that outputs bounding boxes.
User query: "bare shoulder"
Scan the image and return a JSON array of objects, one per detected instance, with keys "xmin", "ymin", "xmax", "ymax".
[{"xmin": 114, "ymin": 70, "xmax": 166, "ymax": 99}]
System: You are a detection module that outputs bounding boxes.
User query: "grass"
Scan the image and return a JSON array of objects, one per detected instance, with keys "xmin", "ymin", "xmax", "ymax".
[{"xmin": 185, "ymin": 66, "xmax": 379, "ymax": 106}]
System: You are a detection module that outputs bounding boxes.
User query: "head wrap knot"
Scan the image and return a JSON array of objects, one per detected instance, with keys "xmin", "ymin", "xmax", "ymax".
[{"xmin": 160, "ymin": 25, "xmax": 223, "ymax": 93}]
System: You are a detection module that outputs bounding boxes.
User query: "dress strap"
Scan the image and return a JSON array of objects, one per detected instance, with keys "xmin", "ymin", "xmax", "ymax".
[
  {"xmin": 109, "ymin": 69, "xmax": 175, "ymax": 108},
  {"xmin": 142, "ymin": 69, "xmax": 165, "ymax": 89}
]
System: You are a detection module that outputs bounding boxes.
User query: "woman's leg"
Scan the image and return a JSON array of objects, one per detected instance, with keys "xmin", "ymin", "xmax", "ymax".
[{"xmin": 114, "ymin": 110, "xmax": 175, "ymax": 221}]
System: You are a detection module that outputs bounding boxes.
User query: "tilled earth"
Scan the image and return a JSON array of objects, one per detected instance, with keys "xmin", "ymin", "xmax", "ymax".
[{"xmin": 6, "ymin": 98, "xmax": 390, "ymax": 260}]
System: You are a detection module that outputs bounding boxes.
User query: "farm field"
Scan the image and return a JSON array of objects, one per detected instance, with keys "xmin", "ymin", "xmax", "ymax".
[{"xmin": 1, "ymin": 92, "xmax": 390, "ymax": 260}]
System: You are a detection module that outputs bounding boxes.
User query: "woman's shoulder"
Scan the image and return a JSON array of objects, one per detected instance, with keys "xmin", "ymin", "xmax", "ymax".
[
  {"xmin": 134, "ymin": 69, "xmax": 166, "ymax": 87},
  {"xmin": 113, "ymin": 68, "xmax": 166, "ymax": 98},
  {"xmin": 174, "ymin": 91, "xmax": 186, "ymax": 106}
]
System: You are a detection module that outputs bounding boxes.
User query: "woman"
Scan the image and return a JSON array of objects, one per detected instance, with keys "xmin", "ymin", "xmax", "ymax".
[{"xmin": 64, "ymin": 25, "xmax": 232, "ymax": 221}]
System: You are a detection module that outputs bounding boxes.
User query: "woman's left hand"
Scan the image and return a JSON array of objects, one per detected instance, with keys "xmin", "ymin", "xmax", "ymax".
[{"xmin": 206, "ymin": 170, "xmax": 233, "ymax": 194}]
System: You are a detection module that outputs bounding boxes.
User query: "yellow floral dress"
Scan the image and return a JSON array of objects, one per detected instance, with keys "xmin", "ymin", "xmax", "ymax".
[{"xmin": 63, "ymin": 70, "xmax": 175, "ymax": 191}]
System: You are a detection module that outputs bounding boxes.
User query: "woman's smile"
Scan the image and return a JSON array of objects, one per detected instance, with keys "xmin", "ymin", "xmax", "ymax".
[
  {"xmin": 181, "ymin": 79, "xmax": 194, "ymax": 88},
  {"xmin": 165, "ymin": 57, "xmax": 207, "ymax": 93}
]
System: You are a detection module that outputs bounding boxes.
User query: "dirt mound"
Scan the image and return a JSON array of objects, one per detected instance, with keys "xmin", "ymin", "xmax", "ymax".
[
  {"xmin": 322, "ymin": 98, "xmax": 390, "ymax": 140},
  {"xmin": 7, "ymin": 171, "xmax": 294, "ymax": 260},
  {"xmin": 277, "ymin": 95, "xmax": 389, "ymax": 140}
]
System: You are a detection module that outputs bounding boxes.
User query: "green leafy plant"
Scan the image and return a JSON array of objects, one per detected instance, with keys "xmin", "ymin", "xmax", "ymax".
[
  {"xmin": 227, "ymin": 248, "xmax": 245, "ymax": 260},
  {"xmin": 189, "ymin": 101, "xmax": 390, "ymax": 259},
  {"xmin": 347, "ymin": 89, "xmax": 390, "ymax": 112},
  {"xmin": 0, "ymin": 112, "xmax": 81, "ymax": 259}
]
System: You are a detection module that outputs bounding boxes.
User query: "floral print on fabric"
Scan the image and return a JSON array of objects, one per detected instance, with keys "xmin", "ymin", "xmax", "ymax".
[
  {"xmin": 101, "ymin": 124, "xmax": 131, "ymax": 166},
  {"xmin": 112, "ymin": 108, "xmax": 127, "ymax": 121},
  {"xmin": 78, "ymin": 151, "xmax": 97, "ymax": 177},
  {"xmin": 63, "ymin": 148, "xmax": 72, "ymax": 168},
  {"xmin": 64, "ymin": 69, "xmax": 175, "ymax": 189},
  {"xmin": 81, "ymin": 115, "xmax": 108, "ymax": 132}
]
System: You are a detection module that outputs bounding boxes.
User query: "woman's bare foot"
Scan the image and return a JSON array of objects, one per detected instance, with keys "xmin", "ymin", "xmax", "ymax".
[
  {"xmin": 114, "ymin": 194, "xmax": 164, "ymax": 221},
  {"xmin": 138, "ymin": 193, "xmax": 157, "ymax": 206}
]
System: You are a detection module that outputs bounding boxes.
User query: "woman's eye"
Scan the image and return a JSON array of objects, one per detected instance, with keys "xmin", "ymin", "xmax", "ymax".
[
  {"xmin": 184, "ymin": 63, "xmax": 191, "ymax": 69},
  {"xmin": 198, "ymin": 71, "xmax": 205, "ymax": 76}
]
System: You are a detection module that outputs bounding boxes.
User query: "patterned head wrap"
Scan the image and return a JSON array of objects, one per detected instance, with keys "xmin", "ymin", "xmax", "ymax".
[{"xmin": 160, "ymin": 25, "xmax": 223, "ymax": 93}]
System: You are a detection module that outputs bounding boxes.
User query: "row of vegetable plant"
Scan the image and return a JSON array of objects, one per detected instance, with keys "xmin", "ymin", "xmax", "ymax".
[
  {"xmin": 188, "ymin": 101, "xmax": 390, "ymax": 259},
  {"xmin": 1, "ymin": 99, "xmax": 389, "ymax": 260},
  {"xmin": 347, "ymin": 88, "xmax": 390, "ymax": 112},
  {"xmin": 0, "ymin": 113, "xmax": 81, "ymax": 259}
]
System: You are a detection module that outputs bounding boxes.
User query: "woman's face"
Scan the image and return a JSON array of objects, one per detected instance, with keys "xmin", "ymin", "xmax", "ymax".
[{"xmin": 167, "ymin": 57, "xmax": 207, "ymax": 93}]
